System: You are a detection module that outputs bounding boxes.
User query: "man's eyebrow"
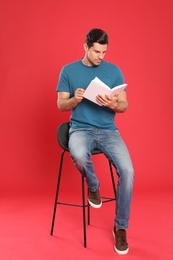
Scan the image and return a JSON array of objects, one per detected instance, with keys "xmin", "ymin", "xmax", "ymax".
[{"xmin": 94, "ymin": 49, "xmax": 107, "ymax": 53}]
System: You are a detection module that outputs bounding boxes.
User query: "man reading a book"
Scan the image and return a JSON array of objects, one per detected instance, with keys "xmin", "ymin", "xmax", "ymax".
[{"xmin": 56, "ymin": 28, "xmax": 134, "ymax": 255}]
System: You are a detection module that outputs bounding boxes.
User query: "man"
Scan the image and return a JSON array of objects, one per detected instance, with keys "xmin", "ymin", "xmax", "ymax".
[{"xmin": 56, "ymin": 28, "xmax": 134, "ymax": 255}]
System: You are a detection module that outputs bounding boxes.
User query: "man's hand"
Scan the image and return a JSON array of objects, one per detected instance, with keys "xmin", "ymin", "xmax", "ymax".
[
  {"xmin": 96, "ymin": 93, "xmax": 118, "ymax": 107},
  {"xmin": 74, "ymin": 88, "xmax": 85, "ymax": 103},
  {"xmin": 96, "ymin": 91, "xmax": 128, "ymax": 112}
]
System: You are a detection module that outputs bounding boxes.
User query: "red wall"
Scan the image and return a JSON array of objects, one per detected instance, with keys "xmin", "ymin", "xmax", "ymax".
[{"xmin": 0, "ymin": 0, "xmax": 173, "ymax": 196}]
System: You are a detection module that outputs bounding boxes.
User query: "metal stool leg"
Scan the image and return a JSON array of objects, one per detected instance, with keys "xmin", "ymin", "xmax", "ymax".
[
  {"xmin": 87, "ymin": 189, "xmax": 90, "ymax": 225},
  {"xmin": 82, "ymin": 176, "xmax": 87, "ymax": 247},
  {"xmin": 109, "ymin": 160, "xmax": 116, "ymax": 198},
  {"xmin": 50, "ymin": 150, "xmax": 66, "ymax": 236}
]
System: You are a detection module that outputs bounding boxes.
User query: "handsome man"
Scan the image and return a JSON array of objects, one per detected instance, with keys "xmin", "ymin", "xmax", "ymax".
[{"xmin": 56, "ymin": 28, "xmax": 134, "ymax": 255}]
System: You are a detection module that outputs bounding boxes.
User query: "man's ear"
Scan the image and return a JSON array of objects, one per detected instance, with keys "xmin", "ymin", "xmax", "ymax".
[{"xmin": 83, "ymin": 43, "xmax": 88, "ymax": 51}]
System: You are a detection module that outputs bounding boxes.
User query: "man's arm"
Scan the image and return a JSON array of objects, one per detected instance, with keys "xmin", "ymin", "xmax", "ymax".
[
  {"xmin": 96, "ymin": 91, "xmax": 128, "ymax": 113},
  {"xmin": 57, "ymin": 88, "xmax": 85, "ymax": 111}
]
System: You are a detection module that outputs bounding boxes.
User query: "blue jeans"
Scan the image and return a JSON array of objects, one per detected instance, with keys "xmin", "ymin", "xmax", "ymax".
[{"xmin": 69, "ymin": 127, "xmax": 134, "ymax": 229}]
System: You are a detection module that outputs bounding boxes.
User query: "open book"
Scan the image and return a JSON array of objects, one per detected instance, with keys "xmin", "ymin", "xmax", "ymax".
[{"xmin": 83, "ymin": 77, "xmax": 127, "ymax": 105}]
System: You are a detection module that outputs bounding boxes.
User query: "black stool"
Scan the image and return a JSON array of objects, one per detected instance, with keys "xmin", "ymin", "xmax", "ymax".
[{"xmin": 50, "ymin": 122, "xmax": 116, "ymax": 247}]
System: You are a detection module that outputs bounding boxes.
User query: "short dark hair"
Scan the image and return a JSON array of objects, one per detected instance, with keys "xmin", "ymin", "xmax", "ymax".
[{"xmin": 85, "ymin": 28, "xmax": 108, "ymax": 48}]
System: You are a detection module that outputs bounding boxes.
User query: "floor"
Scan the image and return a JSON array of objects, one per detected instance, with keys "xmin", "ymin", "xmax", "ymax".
[{"xmin": 1, "ymin": 189, "xmax": 173, "ymax": 260}]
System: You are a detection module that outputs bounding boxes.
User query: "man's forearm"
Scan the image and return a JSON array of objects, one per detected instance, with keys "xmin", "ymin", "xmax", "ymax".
[
  {"xmin": 58, "ymin": 97, "xmax": 79, "ymax": 111},
  {"xmin": 111, "ymin": 100, "xmax": 128, "ymax": 113}
]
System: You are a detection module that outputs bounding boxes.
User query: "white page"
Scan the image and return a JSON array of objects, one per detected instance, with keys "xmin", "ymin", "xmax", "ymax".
[{"xmin": 83, "ymin": 77, "xmax": 127, "ymax": 105}]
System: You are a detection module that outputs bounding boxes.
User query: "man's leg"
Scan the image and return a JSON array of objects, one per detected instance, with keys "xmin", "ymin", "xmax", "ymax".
[
  {"xmin": 96, "ymin": 129, "xmax": 134, "ymax": 254},
  {"xmin": 68, "ymin": 128, "xmax": 102, "ymax": 208}
]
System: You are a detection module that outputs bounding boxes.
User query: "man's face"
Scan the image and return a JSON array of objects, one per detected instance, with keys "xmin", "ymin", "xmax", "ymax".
[{"xmin": 84, "ymin": 42, "xmax": 107, "ymax": 66}]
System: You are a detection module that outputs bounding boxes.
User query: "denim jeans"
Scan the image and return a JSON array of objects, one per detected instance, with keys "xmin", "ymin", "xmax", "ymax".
[{"xmin": 68, "ymin": 127, "xmax": 134, "ymax": 229}]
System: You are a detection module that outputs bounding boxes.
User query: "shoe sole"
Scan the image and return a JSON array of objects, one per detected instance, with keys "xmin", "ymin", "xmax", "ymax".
[
  {"xmin": 88, "ymin": 199, "xmax": 102, "ymax": 208},
  {"xmin": 112, "ymin": 229, "xmax": 129, "ymax": 255}
]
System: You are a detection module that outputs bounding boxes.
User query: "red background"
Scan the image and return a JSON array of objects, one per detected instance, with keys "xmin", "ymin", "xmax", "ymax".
[{"xmin": 0, "ymin": 0, "xmax": 173, "ymax": 198}]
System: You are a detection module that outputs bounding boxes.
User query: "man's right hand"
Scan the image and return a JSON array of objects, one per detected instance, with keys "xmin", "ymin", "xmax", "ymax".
[{"xmin": 74, "ymin": 88, "xmax": 85, "ymax": 103}]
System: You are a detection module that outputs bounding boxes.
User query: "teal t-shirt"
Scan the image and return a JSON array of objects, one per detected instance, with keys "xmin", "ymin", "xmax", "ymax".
[{"xmin": 56, "ymin": 60, "xmax": 124, "ymax": 129}]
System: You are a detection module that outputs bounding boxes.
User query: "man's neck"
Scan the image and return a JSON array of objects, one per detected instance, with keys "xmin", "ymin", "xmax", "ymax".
[{"xmin": 81, "ymin": 58, "xmax": 93, "ymax": 66}]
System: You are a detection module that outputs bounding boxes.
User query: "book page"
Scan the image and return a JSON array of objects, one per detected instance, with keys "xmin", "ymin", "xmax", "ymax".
[{"xmin": 83, "ymin": 77, "xmax": 127, "ymax": 105}]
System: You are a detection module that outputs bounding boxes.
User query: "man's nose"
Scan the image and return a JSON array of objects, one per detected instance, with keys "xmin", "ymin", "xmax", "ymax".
[{"xmin": 98, "ymin": 53, "xmax": 104, "ymax": 60}]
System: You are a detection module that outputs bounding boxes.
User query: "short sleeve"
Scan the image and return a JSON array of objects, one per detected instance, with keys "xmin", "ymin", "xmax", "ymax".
[{"xmin": 56, "ymin": 66, "xmax": 70, "ymax": 93}]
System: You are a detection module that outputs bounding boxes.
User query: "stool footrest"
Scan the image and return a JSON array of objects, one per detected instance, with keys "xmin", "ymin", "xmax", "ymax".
[
  {"xmin": 56, "ymin": 202, "xmax": 89, "ymax": 208},
  {"xmin": 56, "ymin": 196, "xmax": 115, "ymax": 207}
]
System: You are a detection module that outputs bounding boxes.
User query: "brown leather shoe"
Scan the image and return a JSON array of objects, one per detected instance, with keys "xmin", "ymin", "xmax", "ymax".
[
  {"xmin": 112, "ymin": 227, "xmax": 129, "ymax": 255},
  {"xmin": 88, "ymin": 188, "xmax": 102, "ymax": 208}
]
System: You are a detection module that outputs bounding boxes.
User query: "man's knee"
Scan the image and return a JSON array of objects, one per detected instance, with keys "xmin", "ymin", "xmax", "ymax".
[{"xmin": 70, "ymin": 147, "xmax": 88, "ymax": 165}]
